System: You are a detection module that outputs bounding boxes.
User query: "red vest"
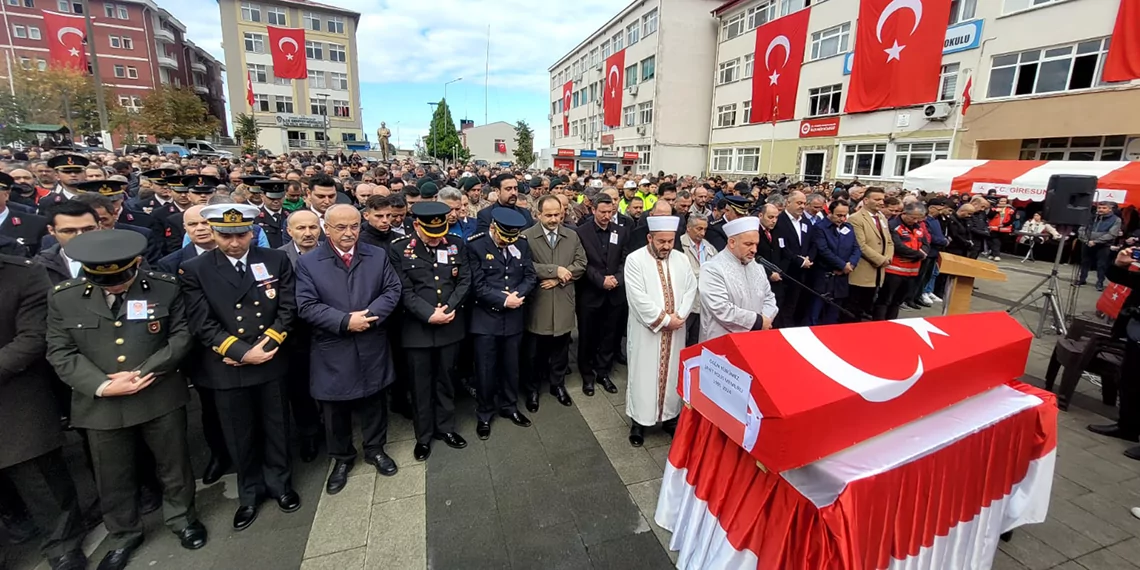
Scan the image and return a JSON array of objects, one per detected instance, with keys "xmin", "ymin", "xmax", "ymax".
[
  {"xmin": 988, "ymin": 207, "xmax": 1014, "ymax": 233},
  {"xmin": 886, "ymin": 223, "xmax": 925, "ymax": 277}
]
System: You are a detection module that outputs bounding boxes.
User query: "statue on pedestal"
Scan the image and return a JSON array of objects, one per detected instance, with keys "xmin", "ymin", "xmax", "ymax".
[{"xmin": 377, "ymin": 122, "xmax": 392, "ymax": 161}]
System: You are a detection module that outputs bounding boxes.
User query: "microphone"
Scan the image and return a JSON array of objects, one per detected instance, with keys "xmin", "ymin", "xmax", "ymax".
[{"xmin": 753, "ymin": 256, "xmax": 861, "ymax": 322}]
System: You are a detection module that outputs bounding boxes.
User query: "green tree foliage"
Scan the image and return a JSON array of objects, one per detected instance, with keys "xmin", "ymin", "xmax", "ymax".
[
  {"xmin": 425, "ymin": 98, "xmax": 470, "ymax": 163},
  {"xmin": 513, "ymin": 120, "xmax": 536, "ymax": 169},
  {"xmin": 139, "ymin": 86, "xmax": 220, "ymax": 142},
  {"xmin": 234, "ymin": 113, "xmax": 261, "ymax": 155},
  {"xmin": 0, "ymin": 93, "xmax": 30, "ymax": 145}
]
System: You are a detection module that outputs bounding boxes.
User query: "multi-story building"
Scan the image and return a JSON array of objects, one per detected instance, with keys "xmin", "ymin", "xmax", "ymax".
[
  {"xmin": 461, "ymin": 121, "xmax": 517, "ymax": 164},
  {"xmin": 0, "ymin": 0, "xmax": 228, "ymax": 144},
  {"xmin": 218, "ymin": 0, "xmax": 364, "ymax": 155},
  {"xmin": 547, "ymin": 0, "xmax": 718, "ymax": 175},
  {"xmin": 708, "ymin": 0, "xmax": 1140, "ymax": 184}
]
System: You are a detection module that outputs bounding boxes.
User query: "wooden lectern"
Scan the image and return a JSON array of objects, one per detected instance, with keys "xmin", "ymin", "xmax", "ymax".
[{"xmin": 937, "ymin": 254, "xmax": 1007, "ymax": 315}]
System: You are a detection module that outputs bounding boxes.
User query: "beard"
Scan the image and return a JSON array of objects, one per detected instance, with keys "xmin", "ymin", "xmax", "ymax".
[{"xmin": 648, "ymin": 243, "xmax": 670, "ymax": 260}]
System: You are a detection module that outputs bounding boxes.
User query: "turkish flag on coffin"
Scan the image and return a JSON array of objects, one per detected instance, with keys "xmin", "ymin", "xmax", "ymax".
[
  {"xmin": 562, "ymin": 80, "xmax": 573, "ymax": 136},
  {"xmin": 1104, "ymin": 0, "xmax": 1140, "ymax": 82},
  {"xmin": 267, "ymin": 25, "xmax": 307, "ymax": 79},
  {"xmin": 603, "ymin": 50, "xmax": 625, "ymax": 128},
  {"xmin": 845, "ymin": 0, "xmax": 953, "ymax": 113},
  {"xmin": 750, "ymin": 7, "xmax": 810, "ymax": 124},
  {"xmin": 41, "ymin": 11, "xmax": 87, "ymax": 71},
  {"xmin": 679, "ymin": 312, "xmax": 1032, "ymax": 473}
]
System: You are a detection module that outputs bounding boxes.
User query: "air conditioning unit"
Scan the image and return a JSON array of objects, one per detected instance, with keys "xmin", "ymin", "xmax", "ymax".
[
  {"xmin": 547, "ymin": 113, "xmax": 553, "ymax": 121},
  {"xmin": 595, "ymin": 99, "xmax": 603, "ymax": 107},
  {"xmin": 636, "ymin": 126, "xmax": 647, "ymax": 135},
  {"xmin": 923, "ymin": 103, "xmax": 953, "ymax": 121},
  {"xmin": 628, "ymin": 85, "xmax": 638, "ymax": 96}
]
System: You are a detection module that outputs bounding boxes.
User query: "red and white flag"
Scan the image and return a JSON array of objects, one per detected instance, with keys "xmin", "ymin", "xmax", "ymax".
[
  {"xmin": 1104, "ymin": 0, "xmax": 1140, "ymax": 82},
  {"xmin": 961, "ymin": 75, "xmax": 972, "ymax": 115},
  {"xmin": 562, "ymin": 80, "xmax": 573, "ymax": 136},
  {"xmin": 41, "ymin": 11, "xmax": 87, "ymax": 71},
  {"xmin": 246, "ymin": 70, "xmax": 256, "ymax": 108},
  {"xmin": 602, "ymin": 50, "xmax": 625, "ymax": 128},
  {"xmin": 266, "ymin": 25, "xmax": 307, "ymax": 79},
  {"xmin": 845, "ymin": 0, "xmax": 953, "ymax": 113},
  {"xmin": 750, "ymin": 8, "xmax": 810, "ymax": 124}
]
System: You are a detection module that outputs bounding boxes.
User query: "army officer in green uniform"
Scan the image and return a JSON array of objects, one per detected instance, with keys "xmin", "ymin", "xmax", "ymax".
[{"xmin": 45, "ymin": 230, "xmax": 207, "ymax": 570}]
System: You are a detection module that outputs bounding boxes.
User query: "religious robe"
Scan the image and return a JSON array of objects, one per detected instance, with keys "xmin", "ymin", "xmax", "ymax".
[
  {"xmin": 624, "ymin": 246, "xmax": 698, "ymax": 426},
  {"xmin": 699, "ymin": 249, "xmax": 778, "ymax": 342}
]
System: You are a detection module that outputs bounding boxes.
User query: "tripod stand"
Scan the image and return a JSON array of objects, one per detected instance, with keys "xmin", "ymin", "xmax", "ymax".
[{"xmin": 1007, "ymin": 234, "xmax": 1069, "ymax": 338}]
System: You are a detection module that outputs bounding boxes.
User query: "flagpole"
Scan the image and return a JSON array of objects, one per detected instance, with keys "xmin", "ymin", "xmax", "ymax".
[
  {"xmin": 484, "ymin": 24, "xmax": 490, "ymax": 125},
  {"xmin": 948, "ymin": 74, "xmax": 966, "ymax": 160},
  {"xmin": 5, "ymin": 53, "xmax": 13, "ymax": 97},
  {"xmin": 766, "ymin": 96, "xmax": 778, "ymax": 177},
  {"xmin": 80, "ymin": 0, "xmax": 110, "ymax": 148}
]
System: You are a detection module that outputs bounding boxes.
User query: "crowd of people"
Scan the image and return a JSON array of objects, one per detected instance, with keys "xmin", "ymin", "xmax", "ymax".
[{"xmin": 1, "ymin": 144, "xmax": 1137, "ymax": 570}]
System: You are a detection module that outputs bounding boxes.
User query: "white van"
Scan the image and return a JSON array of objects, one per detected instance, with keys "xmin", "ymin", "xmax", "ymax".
[{"xmin": 175, "ymin": 139, "xmax": 234, "ymax": 159}]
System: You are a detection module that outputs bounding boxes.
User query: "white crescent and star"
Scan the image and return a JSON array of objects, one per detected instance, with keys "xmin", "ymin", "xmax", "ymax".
[
  {"xmin": 278, "ymin": 36, "xmax": 299, "ymax": 61},
  {"xmin": 875, "ymin": 0, "xmax": 924, "ymax": 62},
  {"xmin": 57, "ymin": 26, "xmax": 83, "ymax": 57},
  {"xmin": 779, "ymin": 318, "xmax": 948, "ymax": 403},
  {"xmin": 608, "ymin": 64, "xmax": 619, "ymax": 98}
]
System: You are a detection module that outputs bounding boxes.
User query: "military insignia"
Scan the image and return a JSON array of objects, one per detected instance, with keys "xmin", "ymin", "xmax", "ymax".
[
  {"xmin": 448, "ymin": 245, "xmax": 458, "ymax": 255},
  {"xmin": 265, "ymin": 287, "xmax": 277, "ymax": 299},
  {"xmin": 452, "ymin": 267, "xmax": 458, "ymax": 278},
  {"xmin": 10, "ymin": 217, "xmax": 20, "ymax": 226},
  {"xmin": 485, "ymin": 253, "xmax": 494, "ymax": 260},
  {"xmin": 178, "ymin": 268, "xmax": 185, "ymax": 275},
  {"xmin": 148, "ymin": 321, "xmax": 161, "ymax": 334},
  {"xmin": 222, "ymin": 209, "xmax": 243, "ymax": 223},
  {"xmin": 66, "ymin": 156, "xmax": 74, "ymax": 165}
]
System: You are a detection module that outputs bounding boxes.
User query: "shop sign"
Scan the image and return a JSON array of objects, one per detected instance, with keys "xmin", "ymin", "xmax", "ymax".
[
  {"xmin": 276, "ymin": 114, "xmax": 328, "ymax": 128},
  {"xmin": 799, "ymin": 117, "xmax": 841, "ymax": 138},
  {"xmin": 622, "ymin": 152, "xmax": 640, "ymax": 160},
  {"xmin": 601, "ymin": 134, "xmax": 615, "ymax": 145},
  {"xmin": 579, "ymin": 150, "xmax": 598, "ymax": 158},
  {"xmin": 556, "ymin": 148, "xmax": 576, "ymax": 157},
  {"xmin": 600, "ymin": 150, "xmax": 619, "ymax": 158}
]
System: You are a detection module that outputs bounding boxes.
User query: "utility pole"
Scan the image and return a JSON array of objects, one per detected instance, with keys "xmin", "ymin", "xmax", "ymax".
[
  {"xmin": 316, "ymin": 93, "xmax": 330, "ymax": 154},
  {"xmin": 80, "ymin": 0, "xmax": 109, "ymax": 148}
]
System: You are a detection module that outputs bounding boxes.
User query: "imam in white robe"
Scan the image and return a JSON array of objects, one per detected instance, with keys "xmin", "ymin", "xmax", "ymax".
[
  {"xmin": 623, "ymin": 246, "xmax": 698, "ymax": 426},
  {"xmin": 699, "ymin": 251, "xmax": 778, "ymax": 342}
]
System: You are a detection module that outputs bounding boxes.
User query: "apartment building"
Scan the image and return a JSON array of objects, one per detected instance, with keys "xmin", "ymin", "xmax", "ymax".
[
  {"xmin": 708, "ymin": 0, "xmax": 1140, "ymax": 183},
  {"xmin": 0, "ymin": 0, "xmax": 227, "ymax": 143},
  {"xmin": 547, "ymin": 0, "xmax": 719, "ymax": 175},
  {"xmin": 461, "ymin": 121, "xmax": 517, "ymax": 164},
  {"xmin": 218, "ymin": 0, "xmax": 364, "ymax": 155}
]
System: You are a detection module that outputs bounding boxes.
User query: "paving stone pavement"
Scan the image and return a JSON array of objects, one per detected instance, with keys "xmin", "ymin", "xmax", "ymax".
[{"xmin": 8, "ymin": 257, "xmax": 1140, "ymax": 569}]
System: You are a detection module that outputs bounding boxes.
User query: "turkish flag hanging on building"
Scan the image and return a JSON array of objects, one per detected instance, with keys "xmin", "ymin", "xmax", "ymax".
[
  {"xmin": 495, "ymin": 140, "xmax": 507, "ymax": 153},
  {"xmin": 845, "ymin": 0, "xmax": 953, "ymax": 113},
  {"xmin": 750, "ymin": 8, "xmax": 811, "ymax": 124},
  {"xmin": 266, "ymin": 25, "xmax": 307, "ymax": 79},
  {"xmin": 1104, "ymin": 0, "xmax": 1140, "ymax": 82},
  {"xmin": 41, "ymin": 11, "xmax": 87, "ymax": 71},
  {"xmin": 562, "ymin": 80, "xmax": 573, "ymax": 136},
  {"xmin": 246, "ymin": 70, "xmax": 256, "ymax": 108},
  {"xmin": 602, "ymin": 50, "xmax": 625, "ymax": 127}
]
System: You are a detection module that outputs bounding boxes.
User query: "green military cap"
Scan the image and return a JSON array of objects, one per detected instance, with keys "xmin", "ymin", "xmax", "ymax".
[{"xmin": 65, "ymin": 229, "xmax": 147, "ymax": 287}]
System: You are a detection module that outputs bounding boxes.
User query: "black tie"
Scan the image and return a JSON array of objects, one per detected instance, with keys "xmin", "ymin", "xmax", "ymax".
[
  {"xmin": 110, "ymin": 293, "xmax": 125, "ymax": 315},
  {"xmin": 235, "ymin": 260, "xmax": 246, "ymax": 279}
]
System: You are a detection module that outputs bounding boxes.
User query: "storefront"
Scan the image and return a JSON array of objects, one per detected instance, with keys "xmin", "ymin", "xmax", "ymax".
[
  {"xmin": 577, "ymin": 150, "xmax": 598, "ymax": 174},
  {"xmin": 553, "ymin": 148, "xmax": 576, "ymax": 171}
]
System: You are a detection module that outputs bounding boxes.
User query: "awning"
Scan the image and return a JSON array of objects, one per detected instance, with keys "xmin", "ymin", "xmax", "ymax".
[
  {"xmin": 21, "ymin": 124, "xmax": 68, "ymax": 133},
  {"xmin": 902, "ymin": 159, "xmax": 1140, "ymax": 206}
]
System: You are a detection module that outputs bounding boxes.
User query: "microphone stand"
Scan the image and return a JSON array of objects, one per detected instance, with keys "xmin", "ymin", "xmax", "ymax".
[{"xmin": 754, "ymin": 256, "xmax": 862, "ymax": 322}]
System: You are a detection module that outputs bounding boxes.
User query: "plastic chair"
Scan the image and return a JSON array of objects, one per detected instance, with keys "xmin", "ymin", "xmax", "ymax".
[{"xmin": 1044, "ymin": 317, "xmax": 1124, "ymax": 411}]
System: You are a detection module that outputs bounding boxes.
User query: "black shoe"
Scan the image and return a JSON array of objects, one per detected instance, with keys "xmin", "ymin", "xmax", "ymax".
[
  {"xmin": 364, "ymin": 453, "xmax": 398, "ymax": 477},
  {"xmin": 325, "ymin": 459, "xmax": 354, "ymax": 495},
  {"xmin": 413, "ymin": 443, "xmax": 431, "ymax": 461},
  {"xmin": 1125, "ymin": 446, "xmax": 1140, "ymax": 461},
  {"xmin": 551, "ymin": 385, "xmax": 573, "ymax": 407},
  {"xmin": 915, "ymin": 297, "xmax": 932, "ymax": 308},
  {"xmin": 500, "ymin": 411, "xmax": 532, "ymax": 428},
  {"xmin": 201, "ymin": 455, "xmax": 230, "ymax": 485},
  {"xmin": 175, "ymin": 521, "xmax": 208, "ymax": 550},
  {"xmin": 476, "ymin": 421, "xmax": 491, "ymax": 440},
  {"xmin": 299, "ymin": 438, "xmax": 319, "ymax": 463},
  {"xmin": 904, "ymin": 301, "xmax": 923, "ymax": 311},
  {"xmin": 139, "ymin": 485, "xmax": 162, "ymax": 515},
  {"xmin": 525, "ymin": 392, "xmax": 540, "ymax": 413},
  {"xmin": 582, "ymin": 380, "xmax": 595, "ymax": 397},
  {"xmin": 434, "ymin": 432, "xmax": 468, "ymax": 449},
  {"xmin": 662, "ymin": 418, "xmax": 678, "ymax": 437},
  {"xmin": 1096, "ymin": 283, "xmax": 1105, "ymax": 292},
  {"xmin": 1087, "ymin": 423, "xmax": 1140, "ymax": 442},
  {"xmin": 276, "ymin": 490, "xmax": 301, "ymax": 513},
  {"xmin": 629, "ymin": 424, "xmax": 645, "ymax": 447},
  {"xmin": 598, "ymin": 375, "xmax": 618, "ymax": 394},
  {"xmin": 232, "ymin": 505, "xmax": 258, "ymax": 531},
  {"xmin": 48, "ymin": 549, "xmax": 87, "ymax": 570},
  {"xmin": 0, "ymin": 509, "xmax": 39, "ymax": 545},
  {"xmin": 96, "ymin": 535, "xmax": 142, "ymax": 570}
]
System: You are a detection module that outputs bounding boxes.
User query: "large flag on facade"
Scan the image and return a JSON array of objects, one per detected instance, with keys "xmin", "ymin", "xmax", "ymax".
[
  {"xmin": 750, "ymin": 8, "xmax": 811, "ymax": 124},
  {"xmin": 266, "ymin": 25, "xmax": 307, "ymax": 79},
  {"xmin": 562, "ymin": 80, "xmax": 573, "ymax": 136},
  {"xmin": 602, "ymin": 50, "xmax": 625, "ymax": 127},
  {"xmin": 1104, "ymin": 0, "xmax": 1140, "ymax": 82},
  {"xmin": 41, "ymin": 11, "xmax": 87, "ymax": 71},
  {"xmin": 845, "ymin": 0, "xmax": 953, "ymax": 113}
]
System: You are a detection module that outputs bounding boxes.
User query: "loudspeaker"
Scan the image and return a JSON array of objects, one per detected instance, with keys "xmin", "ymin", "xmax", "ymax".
[{"xmin": 1043, "ymin": 174, "xmax": 1096, "ymax": 226}]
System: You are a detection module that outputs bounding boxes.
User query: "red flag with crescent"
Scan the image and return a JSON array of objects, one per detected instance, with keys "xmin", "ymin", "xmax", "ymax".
[
  {"xmin": 602, "ymin": 50, "xmax": 625, "ymax": 128},
  {"xmin": 750, "ymin": 7, "xmax": 810, "ymax": 124},
  {"xmin": 845, "ymin": 0, "xmax": 953, "ymax": 113},
  {"xmin": 1104, "ymin": 0, "xmax": 1140, "ymax": 82},
  {"xmin": 562, "ymin": 80, "xmax": 573, "ymax": 136},
  {"xmin": 246, "ymin": 70, "xmax": 256, "ymax": 108},
  {"xmin": 267, "ymin": 25, "xmax": 307, "ymax": 79},
  {"xmin": 41, "ymin": 11, "xmax": 87, "ymax": 72}
]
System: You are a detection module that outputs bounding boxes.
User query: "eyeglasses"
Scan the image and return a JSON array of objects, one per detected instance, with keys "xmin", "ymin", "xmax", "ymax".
[
  {"xmin": 329, "ymin": 223, "xmax": 361, "ymax": 233},
  {"xmin": 55, "ymin": 226, "xmax": 98, "ymax": 235}
]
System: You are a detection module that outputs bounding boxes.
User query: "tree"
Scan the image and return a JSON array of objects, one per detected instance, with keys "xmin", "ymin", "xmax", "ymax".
[
  {"xmin": 0, "ymin": 93, "xmax": 31, "ymax": 145},
  {"xmin": 107, "ymin": 100, "xmax": 144, "ymax": 146},
  {"xmin": 11, "ymin": 67, "xmax": 101, "ymax": 140},
  {"xmin": 234, "ymin": 113, "xmax": 261, "ymax": 155},
  {"xmin": 424, "ymin": 98, "xmax": 470, "ymax": 163},
  {"xmin": 513, "ymin": 120, "xmax": 536, "ymax": 169},
  {"xmin": 138, "ymin": 86, "xmax": 220, "ymax": 142}
]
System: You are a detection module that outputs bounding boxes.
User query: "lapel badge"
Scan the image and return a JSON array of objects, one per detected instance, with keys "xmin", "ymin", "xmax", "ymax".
[
  {"xmin": 148, "ymin": 321, "xmax": 161, "ymax": 334},
  {"xmin": 451, "ymin": 267, "xmax": 458, "ymax": 278},
  {"xmin": 265, "ymin": 287, "xmax": 277, "ymax": 300},
  {"xmin": 485, "ymin": 253, "xmax": 494, "ymax": 260},
  {"xmin": 11, "ymin": 217, "xmax": 20, "ymax": 226}
]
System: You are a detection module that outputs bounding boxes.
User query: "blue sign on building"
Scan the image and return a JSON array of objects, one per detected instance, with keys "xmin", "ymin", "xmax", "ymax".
[
  {"xmin": 579, "ymin": 149, "xmax": 598, "ymax": 158},
  {"xmin": 842, "ymin": 19, "xmax": 983, "ymax": 76}
]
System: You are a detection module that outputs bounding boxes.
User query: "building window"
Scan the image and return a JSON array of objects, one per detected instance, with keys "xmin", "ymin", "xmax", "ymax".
[
  {"xmin": 127, "ymin": 66, "xmax": 137, "ymax": 79},
  {"xmin": 571, "ymin": 120, "xmax": 578, "ymax": 137},
  {"xmin": 612, "ymin": 30, "xmax": 623, "ymax": 52},
  {"xmin": 742, "ymin": 100, "xmax": 752, "ymax": 122},
  {"xmin": 811, "ymin": 23, "xmax": 851, "ymax": 61},
  {"xmin": 939, "ymin": 63, "xmax": 960, "ymax": 101},
  {"xmin": 722, "ymin": 13, "xmax": 745, "ymax": 41},
  {"xmin": 589, "ymin": 47, "xmax": 599, "ymax": 67},
  {"xmin": 122, "ymin": 36, "xmax": 133, "ymax": 49},
  {"xmin": 624, "ymin": 63, "xmax": 638, "ymax": 87},
  {"xmin": 331, "ymin": 72, "xmax": 348, "ymax": 90},
  {"xmin": 113, "ymin": 64, "xmax": 125, "ymax": 78},
  {"xmin": 637, "ymin": 145, "xmax": 651, "ymax": 173},
  {"xmin": 275, "ymin": 95, "xmax": 293, "ymax": 113},
  {"xmin": 1002, "ymin": 0, "xmax": 1065, "ymax": 15},
  {"xmin": 266, "ymin": 6, "xmax": 286, "ymax": 25},
  {"xmin": 626, "ymin": 21, "xmax": 639, "ymax": 47},
  {"xmin": 244, "ymin": 32, "xmax": 265, "ymax": 54},
  {"xmin": 987, "ymin": 38, "xmax": 1112, "ymax": 99},
  {"xmin": 273, "ymin": 74, "xmax": 291, "ymax": 86},
  {"xmin": 736, "ymin": 147, "xmax": 760, "ymax": 173},
  {"xmin": 623, "ymin": 105, "xmax": 636, "ymax": 127},
  {"xmin": 311, "ymin": 98, "xmax": 328, "ymax": 116},
  {"xmin": 808, "ymin": 84, "xmax": 842, "ymax": 116},
  {"xmin": 36, "ymin": 58, "xmax": 47, "ymax": 71},
  {"xmin": 552, "ymin": 126, "xmax": 559, "ymax": 141},
  {"xmin": 571, "ymin": 60, "xmax": 580, "ymax": 78},
  {"xmin": 303, "ymin": 12, "xmax": 321, "ymax": 32},
  {"xmin": 1019, "ymin": 136, "xmax": 1127, "ymax": 161},
  {"xmin": 640, "ymin": 56, "xmax": 655, "ymax": 82},
  {"xmin": 602, "ymin": 40, "xmax": 611, "ymax": 59},
  {"xmin": 743, "ymin": 53, "xmax": 754, "ymax": 79},
  {"xmin": 17, "ymin": 57, "xmax": 30, "ymax": 69},
  {"xmin": 711, "ymin": 149, "xmax": 733, "ymax": 172},
  {"xmin": 308, "ymin": 70, "xmax": 325, "ymax": 88},
  {"xmin": 333, "ymin": 99, "xmax": 350, "ymax": 118},
  {"xmin": 894, "ymin": 142, "xmax": 950, "ymax": 176},
  {"xmin": 841, "ymin": 143, "xmax": 888, "ymax": 177},
  {"xmin": 247, "ymin": 63, "xmax": 267, "ymax": 83},
  {"xmin": 642, "ymin": 9, "xmax": 658, "ymax": 37},
  {"xmin": 572, "ymin": 91, "xmax": 579, "ymax": 108},
  {"xmin": 56, "ymin": 0, "xmax": 68, "ymax": 11},
  {"xmin": 949, "ymin": 0, "xmax": 977, "ymax": 24},
  {"xmin": 11, "ymin": 25, "xmax": 25, "ymax": 39},
  {"xmin": 240, "ymin": 2, "xmax": 260, "ymax": 22},
  {"xmin": 327, "ymin": 16, "xmax": 345, "ymax": 34},
  {"xmin": 748, "ymin": 1, "xmax": 778, "ymax": 29},
  {"xmin": 8, "ymin": 0, "xmax": 36, "ymax": 7},
  {"xmin": 253, "ymin": 93, "xmax": 270, "ymax": 112},
  {"xmin": 27, "ymin": 26, "xmax": 40, "ymax": 40},
  {"xmin": 110, "ymin": 36, "xmax": 122, "ymax": 48},
  {"xmin": 716, "ymin": 104, "xmax": 738, "ymax": 128},
  {"xmin": 718, "ymin": 58, "xmax": 740, "ymax": 84},
  {"xmin": 305, "ymin": 41, "xmax": 323, "ymax": 60},
  {"xmin": 638, "ymin": 101, "xmax": 653, "ymax": 124},
  {"xmin": 328, "ymin": 44, "xmax": 346, "ymax": 63},
  {"xmin": 588, "ymin": 82, "xmax": 597, "ymax": 102}
]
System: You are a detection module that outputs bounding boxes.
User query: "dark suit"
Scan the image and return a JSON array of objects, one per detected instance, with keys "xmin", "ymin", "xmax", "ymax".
[
  {"xmin": 152, "ymin": 203, "xmax": 186, "ymax": 255},
  {"xmin": 118, "ymin": 207, "xmax": 167, "ymax": 259},
  {"xmin": 628, "ymin": 215, "xmax": 683, "ymax": 252},
  {"xmin": 32, "ymin": 244, "xmax": 74, "ymax": 285},
  {"xmin": 772, "ymin": 211, "xmax": 812, "ymax": 327},
  {"xmin": 806, "ymin": 220, "xmax": 860, "ymax": 325},
  {"xmin": 277, "ymin": 241, "xmax": 324, "ymax": 449},
  {"xmin": 180, "ymin": 248, "xmax": 297, "ymax": 507},
  {"xmin": 705, "ymin": 217, "xmax": 728, "ymax": 251},
  {"xmin": 0, "ymin": 208, "xmax": 48, "ymax": 257},
  {"xmin": 475, "ymin": 203, "xmax": 534, "ymax": 233},
  {"xmin": 257, "ymin": 207, "xmax": 287, "ymax": 249},
  {"xmin": 157, "ymin": 244, "xmax": 204, "ymax": 274},
  {"xmin": 575, "ymin": 219, "xmax": 629, "ymax": 381}
]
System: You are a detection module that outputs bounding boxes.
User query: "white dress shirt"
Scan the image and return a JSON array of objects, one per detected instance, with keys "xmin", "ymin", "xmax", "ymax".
[
  {"xmin": 226, "ymin": 252, "xmax": 249, "ymax": 271},
  {"xmin": 60, "ymin": 248, "xmax": 82, "ymax": 279},
  {"xmin": 0, "ymin": 207, "xmax": 8, "ymax": 228}
]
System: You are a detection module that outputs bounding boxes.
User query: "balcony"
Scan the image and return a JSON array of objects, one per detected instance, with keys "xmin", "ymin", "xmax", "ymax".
[
  {"xmin": 191, "ymin": 61, "xmax": 207, "ymax": 74},
  {"xmin": 192, "ymin": 84, "xmax": 209, "ymax": 95},
  {"xmin": 157, "ymin": 54, "xmax": 178, "ymax": 69},
  {"xmin": 154, "ymin": 27, "xmax": 174, "ymax": 43}
]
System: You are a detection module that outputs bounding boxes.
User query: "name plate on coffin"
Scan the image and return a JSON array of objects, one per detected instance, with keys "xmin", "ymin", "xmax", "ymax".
[{"xmin": 678, "ymin": 312, "xmax": 1032, "ymax": 473}]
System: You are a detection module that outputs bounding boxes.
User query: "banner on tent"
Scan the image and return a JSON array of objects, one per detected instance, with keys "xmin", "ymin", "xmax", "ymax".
[{"xmin": 968, "ymin": 182, "xmax": 1128, "ymax": 203}]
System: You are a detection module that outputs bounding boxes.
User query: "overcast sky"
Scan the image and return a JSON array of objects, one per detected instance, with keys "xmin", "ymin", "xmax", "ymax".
[{"xmin": 166, "ymin": 0, "xmax": 620, "ymax": 150}]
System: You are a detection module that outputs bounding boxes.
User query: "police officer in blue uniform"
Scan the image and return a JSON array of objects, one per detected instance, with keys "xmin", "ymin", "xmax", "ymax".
[{"xmin": 466, "ymin": 209, "xmax": 537, "ymax": 440}]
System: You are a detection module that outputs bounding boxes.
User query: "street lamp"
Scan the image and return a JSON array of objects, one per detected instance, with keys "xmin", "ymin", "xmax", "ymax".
[
  {"xmin": 428, "ymin": 102, "xmax": 439, "ymax": 163},
  {"xmin": 444, "ymin": 77, "xmax": 462, "ymax": 104},
  {"xmin": 315, "ymin": 92, "xmax": 330, "ymax": 154}
]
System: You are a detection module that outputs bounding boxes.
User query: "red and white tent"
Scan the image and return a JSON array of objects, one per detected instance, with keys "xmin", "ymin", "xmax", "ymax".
[{"xmin": 902, "ymin": 159, "xmax": 1140, "ymax": 206}]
